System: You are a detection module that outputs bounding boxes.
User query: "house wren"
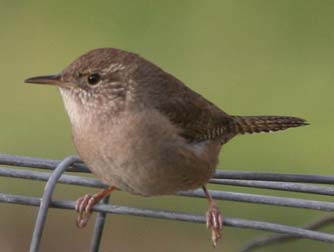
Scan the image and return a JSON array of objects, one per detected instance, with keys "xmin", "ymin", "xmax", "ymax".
[{"xmin": 25, "ymin": 48, "xmax": 307, "ymax": 246}]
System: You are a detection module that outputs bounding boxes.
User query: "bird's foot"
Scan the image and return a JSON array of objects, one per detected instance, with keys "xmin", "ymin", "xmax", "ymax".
[
  {"xmin": 206, "ymin": 201, "xmax": 223, "ymax": 247},
  {"xmin": 75, "ymin": 194, "xmax": 99, "ymax": 228},
  {"xmin": 75, "ymin": 186, "xmax": 116, "ymax": 228}
]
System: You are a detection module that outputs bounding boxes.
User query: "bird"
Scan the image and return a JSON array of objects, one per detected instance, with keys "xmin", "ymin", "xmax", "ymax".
[{"xmin": 25, "ymin": 48, "xmax": 307, "ymax": 246}]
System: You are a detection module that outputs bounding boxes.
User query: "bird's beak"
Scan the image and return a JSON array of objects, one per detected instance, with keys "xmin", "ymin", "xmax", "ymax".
[{"xmin": 25, "ymin": 74, "xmax": 65, "ymax": 87}]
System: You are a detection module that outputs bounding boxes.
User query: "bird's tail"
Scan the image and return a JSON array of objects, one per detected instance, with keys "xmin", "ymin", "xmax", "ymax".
[{"xmin": 231, "ymin": 115, "xmax": 308, "ymax": 134}]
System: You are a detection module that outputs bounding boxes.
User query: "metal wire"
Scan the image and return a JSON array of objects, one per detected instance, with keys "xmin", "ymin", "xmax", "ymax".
[
  {"xmin": 1, "ymin": 193, "xmax": 334, "ymax": 243},
  {"xmin": 29, "ymin": 156, "xmax": 81, "ymax": 252},
  {"xmin": 2, "ymin": 154, "xmax": 334, "ymax": 184},
  {"xmin": 90, "ymin": 195, "xmax": 110, "ymax": 252},
  {"xmin": 241, "ymin": 215, "xmax": 334, "ymax": 252},
  {"xmin": 0, "ymin": 154, "xmax": 334, "ymax": 251},
  {"xmin": 210, "ymin": 179, "xmax": 334, "ymax": 195},
  {"xmin": 1, "ymin": 166, "xmax": 334, "ymax": 211}
]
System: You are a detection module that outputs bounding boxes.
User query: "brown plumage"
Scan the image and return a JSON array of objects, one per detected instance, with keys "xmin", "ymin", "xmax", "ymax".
[
  {"xmin": 231, "ymin": 115, "xmax": 307, "ymax": 134},
  {"xmin": 25, "ymin": 48, "xmax": 308, "ymax": 246}
]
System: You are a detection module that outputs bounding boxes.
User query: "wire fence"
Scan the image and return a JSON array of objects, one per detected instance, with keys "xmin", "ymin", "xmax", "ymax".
[{"xmin": 0, "ymin": 153, "xmax": 333, "ymax": 251}]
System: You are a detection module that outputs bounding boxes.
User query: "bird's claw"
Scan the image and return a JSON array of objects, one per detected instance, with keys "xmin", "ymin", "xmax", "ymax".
[
  {"xmin": 75, "ymin": 194, "xmax": 99, "ymax": 228},
  {"xmin": 206, "ymin": 203, "xmax": 223, "ymax": 246}
]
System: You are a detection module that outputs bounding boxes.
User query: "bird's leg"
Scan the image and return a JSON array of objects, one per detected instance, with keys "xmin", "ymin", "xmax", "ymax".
[
  {"xmin": 202, "ymin": 185, "xmax": 224, "ymax": 246},
  {"xmin": 75, "ymin": 186, "xmax": 116, "ymax": 228}
]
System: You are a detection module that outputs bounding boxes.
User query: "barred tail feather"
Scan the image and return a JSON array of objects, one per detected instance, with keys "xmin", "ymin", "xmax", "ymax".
[{"xmin": 232, "ymin": 115, "xmax": 308, "ymax": 134}]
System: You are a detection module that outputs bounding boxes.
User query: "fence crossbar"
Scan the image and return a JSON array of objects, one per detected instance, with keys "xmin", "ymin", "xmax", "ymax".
[
  {"xmin": 1, "ymin": 167, "xmax": 334, "ymax": 211},
  {"xmin": 0, "ymin": 193, "xmax": 334, "ymax": 243},
  {"xmin": 1, "ymin": 154, "xmax": 334, "ymax": 184}
]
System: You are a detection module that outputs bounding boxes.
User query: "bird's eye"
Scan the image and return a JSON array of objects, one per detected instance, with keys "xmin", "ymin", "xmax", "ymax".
[{"xmin": 87, "ymin": 73, "xmax": 101, "ymax": 85}]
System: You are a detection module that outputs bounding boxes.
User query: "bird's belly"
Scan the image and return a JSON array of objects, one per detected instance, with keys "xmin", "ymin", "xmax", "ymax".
[
  {"xmin": 73, "ymin": 110, "xmax": 220, "ymax": 196},
  {"xmin": 91, "ymin": 153, "xmax": 215, "ymax": 196},
  {"xmin": 86, "ymin": 146, "xmax": 217, "ymax": 196}
]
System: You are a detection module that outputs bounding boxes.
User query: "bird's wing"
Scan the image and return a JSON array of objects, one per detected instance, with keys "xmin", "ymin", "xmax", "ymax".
[
  {"xmin": 132, "ymin": 54, "xmax": 235, "ymax": 143},
  {"xmin": 152, "ymin": 73, "xmax": 234, "ymax": 143}
]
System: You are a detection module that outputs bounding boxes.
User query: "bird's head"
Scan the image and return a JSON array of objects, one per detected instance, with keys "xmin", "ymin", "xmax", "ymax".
[{"xmin": 25, "ymin": 48, "xmax": 142, "ymax": 118}]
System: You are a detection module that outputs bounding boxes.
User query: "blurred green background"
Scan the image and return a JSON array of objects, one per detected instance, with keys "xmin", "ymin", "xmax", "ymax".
[{"xmin": 0, "ymin": 0, "xmax": 333, "ymax": 251}]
